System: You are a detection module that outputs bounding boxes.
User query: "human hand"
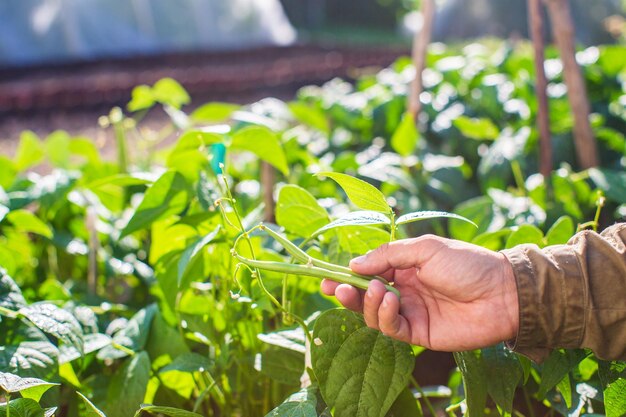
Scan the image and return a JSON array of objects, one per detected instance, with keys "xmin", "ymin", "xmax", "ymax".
[{"xmin": 321, "ymin": 235, "xmax": 519, "ymax": 351}]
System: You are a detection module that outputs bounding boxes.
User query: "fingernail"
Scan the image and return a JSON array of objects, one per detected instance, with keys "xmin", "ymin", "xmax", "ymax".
[{"xmin": 352, "ymin": 255, "xmax": 366, "ymax": 264}]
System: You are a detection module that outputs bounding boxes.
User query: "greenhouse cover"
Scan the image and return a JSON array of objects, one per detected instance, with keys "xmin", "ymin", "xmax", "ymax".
[{"xmin": 0, "ymin": 0, "xmax": 296, "ymax": 66}]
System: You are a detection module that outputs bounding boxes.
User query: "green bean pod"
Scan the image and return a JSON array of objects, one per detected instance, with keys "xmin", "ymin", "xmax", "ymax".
[
  {"xmin": 260, "ymin": 224, "xmax": 389, "ymax": 285},
  {"xmin": 232, "ymin": 251, "xmax": 400, "ymax": 297}
]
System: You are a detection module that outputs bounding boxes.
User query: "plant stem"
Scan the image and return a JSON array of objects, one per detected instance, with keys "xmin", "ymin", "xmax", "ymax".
[
  {"xmin": 0, "ymin": 306, "xmax": 17, "ymax": 318},
  {"xmin": 511, "ymin": 160, "xmax": 527, "ymax": 195},
  {"xmin": 410, "ymin": 375, "xmax": 437, "ymax": 417},
  {"xmin": 522, "ymin": 386, "xmax": 536, "ymax": 417},
  {"xmin": 390, "ymin": 212, "xmax": 397, "ymax": 242}
]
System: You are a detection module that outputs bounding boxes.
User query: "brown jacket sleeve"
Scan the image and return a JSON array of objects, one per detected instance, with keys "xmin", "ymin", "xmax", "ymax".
[{"xmin": 501, "ymin": 222, "xmax": 626, "ymax": 362}]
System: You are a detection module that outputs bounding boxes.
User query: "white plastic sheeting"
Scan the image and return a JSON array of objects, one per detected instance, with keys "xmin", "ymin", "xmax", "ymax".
[{"xmin": 0, "ymin": 0, "xmax": 297, "ymax": 66}]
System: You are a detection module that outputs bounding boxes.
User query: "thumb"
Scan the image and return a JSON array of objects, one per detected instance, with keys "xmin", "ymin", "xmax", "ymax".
[{"xmin": 349, "ymin": 235, "xmax": 444, "ymax": 276}]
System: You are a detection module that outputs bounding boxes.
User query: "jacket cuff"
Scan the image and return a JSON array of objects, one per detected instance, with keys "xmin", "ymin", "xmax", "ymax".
[{"xmin": 501, "ymin": 244, "xmax": 586, "ymax": 363}]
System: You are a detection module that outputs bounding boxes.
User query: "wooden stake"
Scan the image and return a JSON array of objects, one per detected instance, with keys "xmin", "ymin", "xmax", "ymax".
[
  {"xmin": 528, "ymin": 0, "xmax": 553, "ymax": 177},
  {"xmin": 261, "ymin": 161, "xmax": 276, "ymax": 223},
  {"xmin": 545, "ymin": 0, "xmax": 598, "ymax": 169},
  {"xmin": 408, "ymin": 0, "xmax": 436, "ymax": 120}
]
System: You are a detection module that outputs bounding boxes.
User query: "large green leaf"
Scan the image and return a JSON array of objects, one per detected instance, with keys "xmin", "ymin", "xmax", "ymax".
[
  {"xmin": 311, "ymin": 309, "xmax": 414, "ymax": 417},
  {"xmin": 313, "ymin": 211, "xmax": 390, "ymax": 236},
  {"xmin": 454, "ymin": 350, "xmax": 487, "ymax": 417},
  {"xmin": 0, "ymin": 341, "xmax": 59, "ymax": 379},
  {"xmin": 77, "ymin": 392, "xmax": 107, "ymax": 417},
  {"xmin": 177, "ymin": 225, "xmax": 221, "ymax": 288},
  {"xmin": 385, "ymin": 388, "xmax": 422, "ymax": 417},
  {"xmin": 105, "ymin": 352, "xmax": 151, "ymax": 417},
  {"xmin": 5, "ymin": 210, "xmax": 53, "ymax": 239},
  {"xmin": 317, "ymin": 172, "xmax": 390, "ymax": 214},
  {"xmin": 120, "ymin": 171, "xmax": 189, "ymax": 238},
  {"xmin": 257, "ymin": 346, "xmax": 304, "ymax": 386},
  {"xmin": 0, "ymin": 398, "xmax": 45, "ymax": 417},
  {"xmin": 289, "ymin": 102, "xmax": 330, "ymax": 134},
  {"xmin": 390, "ymin": 112, "xmax": 419, "ymax": 156},
  {"xmin": 396, "ymin": 211, "xmax": 476, "ymax": 227},
  {"xmin": 98, "ymin": 305, "xmax": 157, "ymax": 360},
  {"xmin": 59, "ymin": 333, "xmax": 112, "ymax": 363},
  {"xmin": 230, "ymin": 126, "xmax": 289, "ymax": 175},
  {"xmin": 0, "ymin": 372, "xmax": 58, "ymax": 401},
  {"xmin": 19, "ymin": 303, "xmax": 84, "ymax": 353},
  {"xmin": 152, "ymin": 78, "xmax": 191, "ymax": 110},
  {"xmin": 276, "ymin": 185, "xmax": 330, "ymax": 237},
  {"xmin": 265, "ymin": 386, "xmax": 324, "ymax": 417},
  {"xmin": 134, "ymin": 405, "xmax": 202, "ymax": 417},
  {"xmin": 598, "ymin": 361, "xmax": 626, "ymax": 417},
  {"xmin": 482, "ymin": 344, "xmax": 523, "ymax": 415},
  {"xmin": 0, "ymin": 269, "xmax": 26, "ymax": 311},
  {"xmin": 545, "ymin": 216, "xmax": 574, "ymax": 246},
  {"xmin": 538, "ymin": 349, "xmax": 586, "ymax": 399}
]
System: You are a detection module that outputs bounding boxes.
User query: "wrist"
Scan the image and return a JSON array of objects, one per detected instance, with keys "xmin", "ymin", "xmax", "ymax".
[{"xmin": 500, "ymin": 253, "xmax": 520, "ymax": 342}]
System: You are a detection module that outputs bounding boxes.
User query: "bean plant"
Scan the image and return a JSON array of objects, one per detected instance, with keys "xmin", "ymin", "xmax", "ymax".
[{"xmin": 0, "ymin": 40, "xmax": 625, "ymax": 417}]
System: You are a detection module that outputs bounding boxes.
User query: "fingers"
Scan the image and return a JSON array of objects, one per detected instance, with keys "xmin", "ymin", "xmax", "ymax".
[
  {"xmin": 321, "ymin": 280, "xmax": 364, "ymax": 312},
  {"xmin": 363, "ymin": 280, "xmax": 411, "ymax": 343},
  {"xmin": 350, "ymin": 235, "xmax": 444, "ymax": 276}
]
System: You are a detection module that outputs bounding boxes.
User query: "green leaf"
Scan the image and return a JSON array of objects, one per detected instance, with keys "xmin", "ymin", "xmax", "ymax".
[
  {"xmin": 0, "ymin": 372, "xmax": 58, "ymax": 401},
  {"xmin": 77, "ymin": 392, "xmax": 107, "ymax": 417},
  {"xmin": 134, "ymin": 405, "xmax": 202, "ymax": 417},
  {"xmin": 289, "ymin": 102, "xmax": 330, "ymax": 134},
  {"xmin": 276, "ymin": 185, "xmax": 330, "ymax": 237},
  {"xmin": 152, "ymin": 78, "xmax": 190, "ymax": 109},
  {"xmin": 86, "ymin": 174, "xmax": 154, "ymax": 190},
  {"xmin": 454, "ymin": 350, "xmax": 488, "ymax": 417},
  {"xmin": 598, "ymin": 361, "xmax": 626, "ymax": 417},
  {"xmin": 178, "ymin": 225, "xmax": 221, "ymax": 288},
  {"xmin": 316, "ymin": 172, "xmax": 390, "ymax": 214},
  {"xmin": 159, "ymin": 353, "xmax": 211, "ymax": 374},
  {"xmin": 312, "ymin": 309, "xmax": 414, "ymax": 417},
  {"xmin": 588, "ymin": 168, "xmax": 626, "ymax": 204},
  {"xmin": 0, "ymin": 269, "xmax": 26, "ymax": 311},
  {"xmin": 105, "ymin": 352, "xmax": 151, "ymax": 417},
  {"xmin": 258, "ymin": 327, "xmax": 306, "ymax": 354},
  {"xmin": 482, "ymin": 344, "xmax": 523, "ymax": 414},
  {"xmin": 257, "ymin": 346, "xmax": 304, "ymax": 386},
  {"xmin": 265, "ymin": 386, "xmax": 323, "ymax": 417},
  {"xmin": 391, "ymin": 112, "xmax": 419, "ymax": 156},
  {"xmin": 15, "ymin": 131, "xmax": 45, "ymax": 171},
  {"xmin": 230, "ymin": 126, "xmax": 289, "ymax": 175},
  {"xmin": 538, "ymin": 349, "xmax": 586, "ymax": 399},
  {"xmin": 0, "ymin": 398, "xmax": 45, "ymax": 417},
  {"xmin": 5, "ymin": 210, "xmax": 53, "ymax": 239},
  {"xmin": 59, "ymin": 333, "xmax": 112, "ymax": 363},
  {"xmin": 19, "ymin": 303, "xmax": 84, "ymax": 353},
  {"xmin": 196, "ymin": 171, "xmax": 220, "ymax": 211},
  {"xmin": 98, "ymin": 304, "xmax": 157, "ymax": 360},
  {"xmin": 545, "ymin": 216, "xmax": 574, "ymax": 246},
  {"xmin": 453, "ymin": 116, "xmax": 500, "ymax": 140},
  {"xmin": 128, "ymin": 85, "xmax": 156, "ymax": 112},
  {"xmin": 397, "ymin": 211, "xmax": 477, "ymax": 227},
  {"xmin": 505, "ymin": 225, "xmax": 544, "ymax": 249},
  {"xmin": 191, "ymin": 102, "xmax": 240, "ymax": 123},
  {"xmin": 555, "ymin": 374, "xmax": 572, "ymax": 408},
  {"xmin": 0, "ymin": 342, "xmax": 59, "ymax": 379},
  {"xmin": 120, "ymin": 171, "xmax": 189, "ymax": 238},
  {"xmin": 45, "ymin": 130, "xmax": 72, "ymax": 168},
  {"xmin": 385, "ymin": 388, "xmax": 422, "ymax": 417},
  {"xmin": 313, "ymin": 211, "xmax": 390, "ymax": 236}
]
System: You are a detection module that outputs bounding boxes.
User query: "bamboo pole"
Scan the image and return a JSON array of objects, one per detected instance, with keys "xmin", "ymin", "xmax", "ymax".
[
  {"xmin": 544, "ymin": 0, "xmax": 598, "ymax": 169},
  {"xmin": 528, "ymin": 0, "xmax": 553, "ymax": 177},
  {"xmin": 408, "ymin": 0, "xmax": 436, "ymax": 120}
]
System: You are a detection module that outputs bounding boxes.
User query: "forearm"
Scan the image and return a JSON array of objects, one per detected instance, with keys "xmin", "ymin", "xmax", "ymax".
[{"xmin": 502, "ymin": 222, "xmax": 626, "ymax": 362}]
